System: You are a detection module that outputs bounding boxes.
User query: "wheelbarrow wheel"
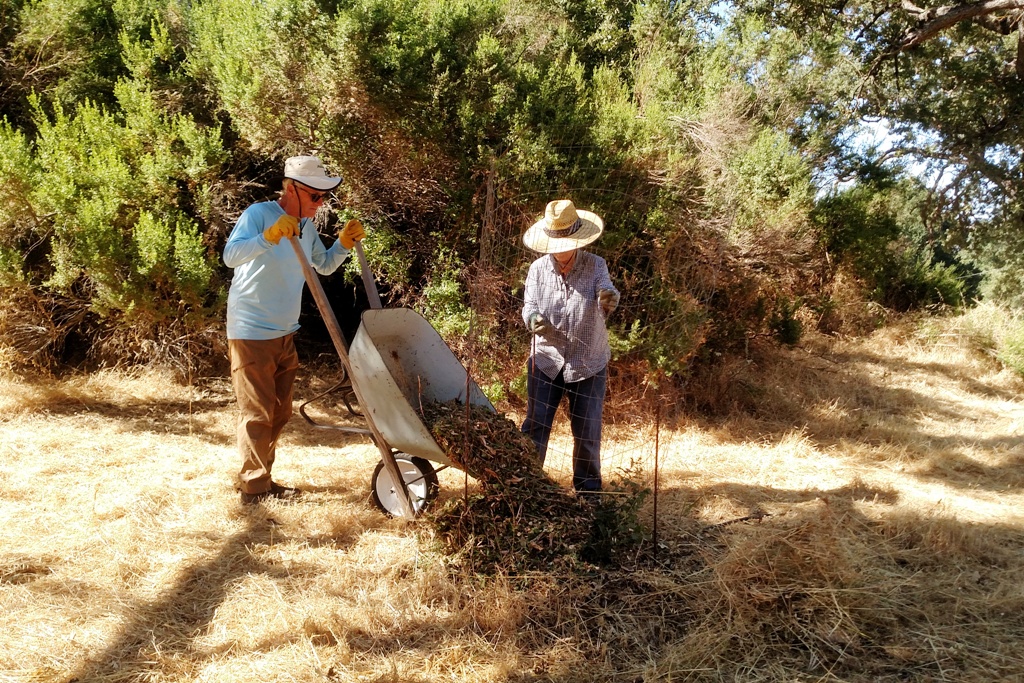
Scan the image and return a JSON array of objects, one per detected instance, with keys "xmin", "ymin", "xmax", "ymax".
[{"xmin": 370, "ymin": 455, "xmax": 439, "ymax": 517}]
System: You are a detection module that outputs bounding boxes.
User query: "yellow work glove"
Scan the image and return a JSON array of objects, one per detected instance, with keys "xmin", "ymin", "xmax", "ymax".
[
  {"xmin": 339, "ymin": 219, "xmax": 365, "ymax": 249},
  {"xmin": 263, "ymin": 214, "xmax": 299, "ymax": 245},
  {"xmin": 598, "ymin": 288, "xmax": 619, "ymax": 315}
]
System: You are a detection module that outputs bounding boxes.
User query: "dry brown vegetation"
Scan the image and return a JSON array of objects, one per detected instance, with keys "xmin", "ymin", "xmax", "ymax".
[{"xmin": 2, "ymin": 318, "xmax": 1024, "ymax": 682}]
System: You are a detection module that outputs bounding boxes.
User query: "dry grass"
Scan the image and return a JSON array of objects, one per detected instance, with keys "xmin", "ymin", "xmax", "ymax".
[{"xmin": 2, "ymin": 318, "xmax": 1024, "ymax": 682}]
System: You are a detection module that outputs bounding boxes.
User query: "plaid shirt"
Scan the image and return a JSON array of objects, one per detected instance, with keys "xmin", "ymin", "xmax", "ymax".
[{"xmin": 522, "ymin": 251, "xmax": 619, "ymax": 382}]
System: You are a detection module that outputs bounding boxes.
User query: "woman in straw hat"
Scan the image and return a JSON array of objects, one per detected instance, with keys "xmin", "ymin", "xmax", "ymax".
[{"xmin": 520, "ymin": 199, "xmax": 620, "ymax": 496}]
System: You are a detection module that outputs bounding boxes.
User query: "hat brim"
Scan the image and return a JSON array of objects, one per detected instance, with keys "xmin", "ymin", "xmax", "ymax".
[
  {"xmin": 522, "ymin": 209, "xmax": 604, "ymax": 254},
  {"xmin": 288, "ymin": 175, "xmax": 343, "ymax": 191}
]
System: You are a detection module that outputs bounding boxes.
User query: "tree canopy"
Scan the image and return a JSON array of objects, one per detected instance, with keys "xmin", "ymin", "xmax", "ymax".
[
  {"xmin": 745, "ymin": 0, "xmax": 1023, "ymax": 301},
  {"xmin": 0, "ymin": 0, "xmax": 1015, "ymax": 394}
]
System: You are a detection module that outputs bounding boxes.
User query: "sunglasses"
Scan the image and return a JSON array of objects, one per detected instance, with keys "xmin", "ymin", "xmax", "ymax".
[{"xmin": 295, "ymin": 185, "xmax": 330, "ymax": 203}]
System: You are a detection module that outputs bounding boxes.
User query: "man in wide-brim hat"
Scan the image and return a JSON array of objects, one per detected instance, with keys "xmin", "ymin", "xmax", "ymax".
[{"xmin": 520, "ymin": 199, "xmax": 620, "ymax": 496}]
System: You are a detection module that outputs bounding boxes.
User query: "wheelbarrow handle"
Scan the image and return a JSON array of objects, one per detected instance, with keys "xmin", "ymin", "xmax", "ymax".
[
  {"xmin": 354, "ymin": 241, "xmax": 382, "ymax": 310},
  {"xmin": 287, "ymin": 236, "xmax": 349, "ymax": 357},
  {"xmin": 287, "ymin": 235, "xmax": 415, "ymax": 519}
]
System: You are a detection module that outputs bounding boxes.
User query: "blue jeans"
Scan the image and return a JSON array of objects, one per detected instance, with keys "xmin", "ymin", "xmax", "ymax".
[{"xmin": 521, "ymin": 361, "xmax": 607, "ymax": 492}]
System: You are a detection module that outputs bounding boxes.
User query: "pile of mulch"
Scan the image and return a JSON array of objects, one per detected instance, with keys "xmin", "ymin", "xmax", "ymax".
[{"xmin": 420, "ymin": 400, "xmax": 598, "ymax": 572}]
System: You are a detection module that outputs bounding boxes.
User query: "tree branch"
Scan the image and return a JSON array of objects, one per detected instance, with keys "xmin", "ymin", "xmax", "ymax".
[
  {"xmin": 974, "ymin": 13, "xmax": 1018, "ymax": 32},
  {"xmin": 1018, "ymin": 18, "xmax": 1024, "ymax": 78},
  {"xmin": 900, "ymin": 0, "xmax": 1024, "ymax": 49},
  {"xmin": 870, "ymin": 143, "xmax": 1019, "ymax": 205}
]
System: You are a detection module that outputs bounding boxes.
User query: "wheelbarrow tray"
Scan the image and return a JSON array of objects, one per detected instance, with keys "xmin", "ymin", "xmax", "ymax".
[{"xmin": 347, "ymin": 307, "xmax": 494, "ymax": 467}]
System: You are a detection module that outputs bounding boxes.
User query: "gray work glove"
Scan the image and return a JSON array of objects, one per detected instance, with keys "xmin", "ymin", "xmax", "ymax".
[
  {"xmin": 598, "ymin": 288, "xmax": 619, "ymax": 315},
  {"xmin": 527, "ymin": 312, "xmax": 553, "ymax": 336}
]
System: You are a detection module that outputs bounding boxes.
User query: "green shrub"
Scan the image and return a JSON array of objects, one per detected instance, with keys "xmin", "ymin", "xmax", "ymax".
[
  {"xmin": 769, "ymin": 297, "xmax": 803, "ymax": 345},
  {"xmin": 0, "ymin": 119, "xmax": 38, "ymax": 259},
  {"xmin": 814, "ymin": 178, "xmax": 974, "ymax": 313},
  {"xmin": 583, "ymin": 460, "xmax": 651, "ymax": 565},
  {"xmin": 509, "ymin": 364, "xmax": 528, "ymax": 403},
  {"xmin": 188, "ymin": 0, "xmax": 339, "ymax": 153},
  {"xmin": 729, "ymin": 128, "xmax": 814, "ymax": 234},
  {"xmin": 998, "ymin": 327, "xmax": 1024, "ymax": 378},
  {"xmin": 0, "ymin": 70, "xmax": 225, "ymax": 367},
  {"xmin": 29, "ymin": 89, "xmax": 223, "ymax": 316},
  {"xmin": 421, "ymin": 245, "xmax": 473, "ymax": 340},
  {"xmin": 8, "ymin": 0, "xmax": 125, "ymax": 112},
  {"xmin": 889, "ymin": 252, "xmax": 966, "ymax": 311}
]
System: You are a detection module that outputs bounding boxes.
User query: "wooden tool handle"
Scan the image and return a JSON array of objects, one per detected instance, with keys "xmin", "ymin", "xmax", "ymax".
[{"xmin": 287, "ymin": 236, "xmax": 415, "ymax": 518}]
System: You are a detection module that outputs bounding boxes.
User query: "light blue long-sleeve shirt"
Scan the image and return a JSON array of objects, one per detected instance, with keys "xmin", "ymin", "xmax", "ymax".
[{"xmin": 224, "ymin": 201, "xmax": 351, "ymax": 340}]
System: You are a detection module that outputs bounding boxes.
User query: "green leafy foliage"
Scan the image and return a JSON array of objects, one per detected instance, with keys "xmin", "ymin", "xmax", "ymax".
[
  {"xmin": 188, "ymin": 0, "xmax": 340, "ymax": 152},
  {"xmin": 968, "ymin": 207, "xmax": 1024, "ymax": 309},
  {"xmin": 769, "ymin": 298, "xmax": 803, "ymax": 346},
  {"xmin": 729, "ymin": 129, "xmax": 814, "ymax": 233},
  {"xmin": 28, "ymin": 88, "xmax": 223, "ymax": 314},
  {"xmin": 1, "ymin": 0, "xmax": 172, "ymax": 122},
  {"xmin": 814, "ymin": 176, "xmax": 973, "ymax": 312},
  {"xmin": 0, "ymin": 57, "xmax": 225, "ymax": 366},
  {"xmin": 0, "ymin": 119, "xmax": 38, "ymax": 271},
  {"xmin": 737, "ymin": 1, "xmax": 1023, "ymax": 308},
  {"xmin": 997, "ymin": 326, "xmax": 1024, "ymax": 378},
  {"xmin": 583, "ymin": 461, "xmax": 651, "ymax": 565},
  {"xmin": 421, "ymin": 245, "xmax": 472, "ymax": 340},
  {"xmin": 0, "ymin": 0, "xmax": 1015, "ymax": 392}
]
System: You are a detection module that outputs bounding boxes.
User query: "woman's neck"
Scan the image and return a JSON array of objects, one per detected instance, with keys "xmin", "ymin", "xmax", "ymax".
[{"xmin": 553, "ymin": 251, "xmax": 577, "ymax": 274}]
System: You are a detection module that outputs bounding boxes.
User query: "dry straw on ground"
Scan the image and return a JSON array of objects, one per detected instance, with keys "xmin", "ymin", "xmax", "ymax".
[{"xmin": 2, "ymin": 318, "xmax": 1024, "ymax": 682}]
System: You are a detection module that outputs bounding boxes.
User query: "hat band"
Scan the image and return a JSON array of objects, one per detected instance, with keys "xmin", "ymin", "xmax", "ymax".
[{"xmin": 544, "ymin": 218, "xmax": 582, "ymax": 239}]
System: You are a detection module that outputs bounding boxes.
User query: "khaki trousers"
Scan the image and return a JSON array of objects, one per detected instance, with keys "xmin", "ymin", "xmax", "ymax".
[{"xmin": 229, "ymin": 335, "xmax": 299, "ymax": 495}]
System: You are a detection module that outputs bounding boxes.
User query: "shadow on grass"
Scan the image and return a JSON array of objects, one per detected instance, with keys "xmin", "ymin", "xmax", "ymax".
[
  {"xmin": 57, "ymin": 506, "xmax": 365, "ymax": 682},
  {"xmin": 696, "ymin": 479, "xmax": 901, "ymax": 509},
  {"xmin": 833, "ymin": 349, "xmax": 1024, "ymax": 404},
  {"xmin": 10, "ymin": 378, "xmax": 373, "ymax": 452},
  {"xmin": 59, "ymin": 513, "xmax": 262, "ymax": 681},
  {"xmin": 326, "ymin": 481, "xmax": 1024, "ymax": 683},
  {"xmin": 36, "ymin": 476, "xmax": 1024, "ymax": 683}
]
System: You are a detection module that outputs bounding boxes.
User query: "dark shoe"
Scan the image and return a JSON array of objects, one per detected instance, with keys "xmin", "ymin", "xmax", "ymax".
[
  {"xmin": 240, "ymin": 482, "xmax": 302, "ymax": 505},
  {"xmin": 269, "ymin": 481, "xmax": 302, "ymax": 499},
  {"xmin": 577, "ymin": 490, "xmax": 601, "ymax": 509}
]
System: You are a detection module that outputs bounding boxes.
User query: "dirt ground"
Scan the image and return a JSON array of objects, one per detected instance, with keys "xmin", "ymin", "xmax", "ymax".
[{"xmin": 1, "ymin": 323, "xmax": 1023, "ymax": 682}]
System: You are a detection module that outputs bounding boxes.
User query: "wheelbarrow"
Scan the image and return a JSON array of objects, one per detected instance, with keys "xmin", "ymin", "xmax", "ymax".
[{"xmin": 287, "ymin": 234, "xmax": 494, "ymax": 518}]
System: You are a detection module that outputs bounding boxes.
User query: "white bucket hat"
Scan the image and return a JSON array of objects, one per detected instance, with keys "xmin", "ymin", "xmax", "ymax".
[
  {"xmin": 522, "ymin": 199, "xmax": 604, "ymax": 254},
  {"xmin": 284, "ymin": 155, "xmax": 342, "ymax": 191}
]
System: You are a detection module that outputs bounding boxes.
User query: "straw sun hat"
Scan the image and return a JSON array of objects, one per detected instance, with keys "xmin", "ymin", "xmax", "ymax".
[
  {"xmin": 522, "ymin": 199, "xmax": 604, "ymax": 254},
  {"xmin": 284, "ymin": 155, "xmax": 342, "ymax": 191}
]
